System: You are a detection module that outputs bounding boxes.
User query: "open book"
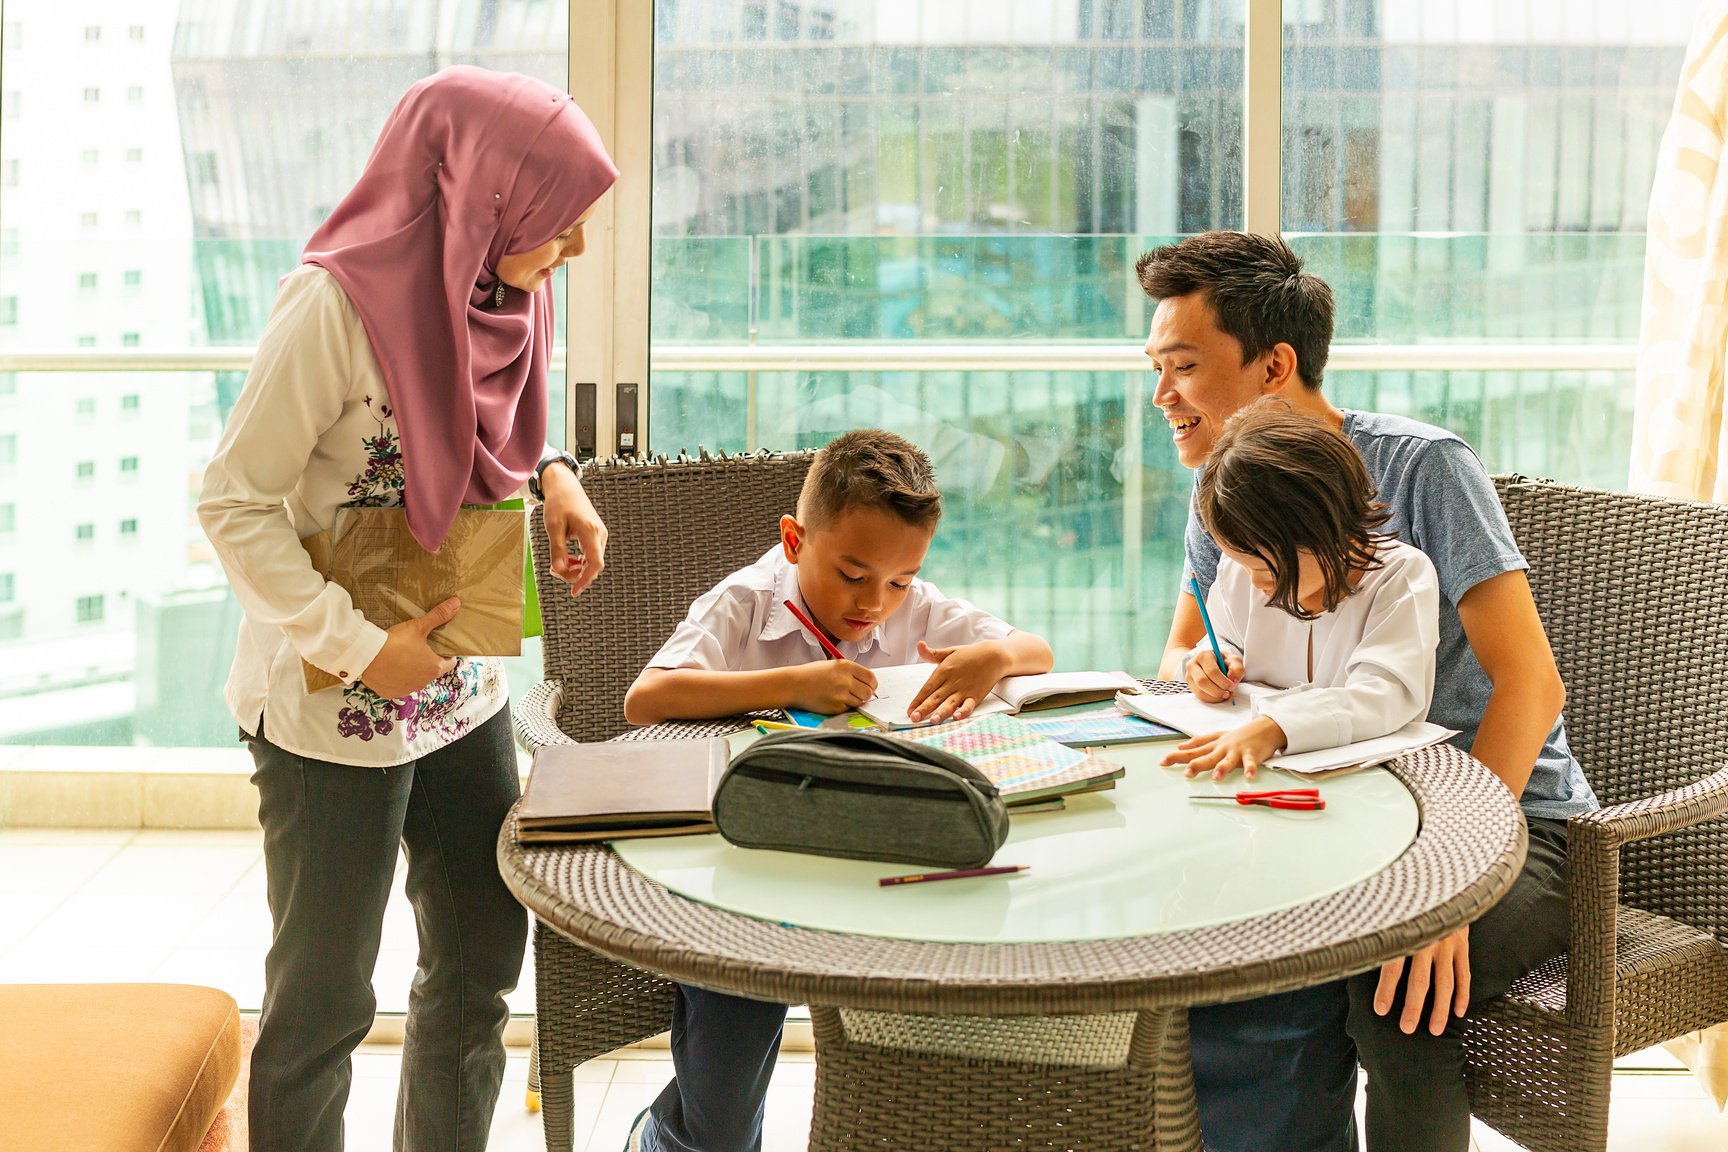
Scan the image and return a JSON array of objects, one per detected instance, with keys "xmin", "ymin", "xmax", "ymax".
[
  {"xmin": 1115, "ymin": 686, "xmax": 1456, "ymax": 775},
  {"xmin": 517, "ymin": 737, "xmax": 728, "ymax": 843},
  {"xmin": 890, "ymin": 712, "xmax": 1126, "ymax": 804},
  {"xmin": 856, "ymin": 666, "xmax": 1143, "ymax": 730}
]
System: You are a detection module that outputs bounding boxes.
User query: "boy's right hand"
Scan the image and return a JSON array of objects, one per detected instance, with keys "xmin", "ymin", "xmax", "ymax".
[
  {"xmin": 359, "ymin": 597, "xmax": 461, "ymax": 701},
  {"xmin": 786, "ymin": 659, "xmax": 878, "ymax": 715},
  {"xmin": 1186, "ymin": 648, "xmax": 1244, "ymax": 703}
]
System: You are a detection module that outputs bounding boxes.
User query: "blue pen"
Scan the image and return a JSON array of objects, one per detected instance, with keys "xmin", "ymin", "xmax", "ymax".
[{"xmin": 1189, "ymin": 573, "xmax": 1236, "ymax": 706}]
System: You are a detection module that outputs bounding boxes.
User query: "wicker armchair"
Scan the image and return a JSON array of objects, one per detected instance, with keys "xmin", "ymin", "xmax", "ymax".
[
  {"xmin": 1463, "ymin": 476, "xmax": 1728, "ymax": 1150},
  {"xmin": 513, "ymin": 449, "xmax": 815, "ymax": 1150}
]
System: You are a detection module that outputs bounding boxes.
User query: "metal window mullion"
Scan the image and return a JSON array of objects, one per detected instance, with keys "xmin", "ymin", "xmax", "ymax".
[
  {"xmin": 1243, "ymin": 0, "xmax": 1282, "ymax": 235},
  {"xmin": 568, "ymin": 0, "xmax": 617, "ymax": 454},
  {"xmin": 568, "ymin": 0, "xmax": 651, "ymax": 458}
]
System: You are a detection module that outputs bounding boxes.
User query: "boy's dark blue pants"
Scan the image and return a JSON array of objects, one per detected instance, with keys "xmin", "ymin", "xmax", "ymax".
[{"xmin": 640, "ymin": 984, "xmax": 788, "ymax": 1152}]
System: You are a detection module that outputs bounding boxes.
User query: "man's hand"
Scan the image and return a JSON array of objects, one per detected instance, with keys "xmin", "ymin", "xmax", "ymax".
[
  {"xmin": 1185, "ymin": 647, "xmax": 1244, "ymax": 703},
  {"xmin": 909, "ymin": 640, "xmax": 1008, "ymax": 722},
  {"xmin": 360, "ymin": 596, "xmax": 461, "ymax": 700},
  {"xmin": 1160, "ymin": 715, "xmax": 1285, "ymax": 781},
  {"xmin": 541, "ymin": 463, "xmax": 608, "ymax": 597},
  {"xmin": 1374, "ymin": 925, "xmax": 1472, "ymax": 1036},
  {"xmin": 786, "ymin": 659, "xmax": 878, "ymax": 715}
]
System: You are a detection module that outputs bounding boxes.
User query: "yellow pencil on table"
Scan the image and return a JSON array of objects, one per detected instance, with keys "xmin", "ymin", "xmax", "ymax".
[{"xmin": 751, "ymin": 719, "xmax": 800, "ymax": 733}]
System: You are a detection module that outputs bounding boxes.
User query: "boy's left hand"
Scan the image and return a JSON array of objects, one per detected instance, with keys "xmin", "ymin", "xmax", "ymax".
[
  {"xmin": 908, "ymin": 640, "xmax": 1006, "ymax": 723},
  {"xmin": 1161, "ymin": 716, "xmax": 1287, "ymax": 781}
]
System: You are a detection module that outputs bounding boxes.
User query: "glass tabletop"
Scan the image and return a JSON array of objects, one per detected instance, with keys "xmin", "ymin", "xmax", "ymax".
[{"xmin": 613, "ymin": 726, "xmax": 1419, "ymax": 945}]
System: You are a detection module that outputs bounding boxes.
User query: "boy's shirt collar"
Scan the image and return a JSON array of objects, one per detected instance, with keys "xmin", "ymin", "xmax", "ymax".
[{"xmin": 760, "ymin": 550, "xmax": 886, "ymax": 660}]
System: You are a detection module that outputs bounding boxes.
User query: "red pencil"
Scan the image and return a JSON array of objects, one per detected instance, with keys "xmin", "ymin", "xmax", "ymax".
[
  {"xmin": 879, "ymin": 864, "xmax": 1029, "ymax": 887},
  {"xmin": 784, "ymin": 598, "xmax": 845, "ymax": 660}
]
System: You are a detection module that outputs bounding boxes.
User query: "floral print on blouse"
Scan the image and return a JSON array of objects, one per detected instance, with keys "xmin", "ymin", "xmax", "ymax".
[{"xmin": 327, "ymin": 395, "xmax": 500, "ymax": 747}]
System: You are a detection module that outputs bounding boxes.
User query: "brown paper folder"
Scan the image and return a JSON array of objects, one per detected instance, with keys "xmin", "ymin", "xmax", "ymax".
[
  {"xmin": 300, "ymin": 506, "xmax": 525, "ymax": 694},
  {"xmin": 517, "ymin": 738, "xmax": 729, "ymax": 843}
]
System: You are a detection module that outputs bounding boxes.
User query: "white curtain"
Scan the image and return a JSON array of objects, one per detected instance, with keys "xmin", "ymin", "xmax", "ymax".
[
  {"xmin": 1634, "ymin": 0, "xmax": 1728, "ymax": 1109},
  {"xmin": 1633, "ymin": 1, "xmax": 1728, "ymax": 499}
]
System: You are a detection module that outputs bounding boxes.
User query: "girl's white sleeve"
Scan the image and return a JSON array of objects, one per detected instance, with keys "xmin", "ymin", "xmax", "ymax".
[
  {"xmin": 196, "ymin": 272, "xmax": 387, "ymax": 686},
  {"xmin": 1256, "ymin": 552, "xmax": 1441, "ymax": 754}
]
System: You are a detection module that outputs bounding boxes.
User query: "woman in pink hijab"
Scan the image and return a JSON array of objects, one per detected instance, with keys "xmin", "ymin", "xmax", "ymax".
[{"xmin": 198, "ymin": 66, "xmax": 617, "ymax": 1150}]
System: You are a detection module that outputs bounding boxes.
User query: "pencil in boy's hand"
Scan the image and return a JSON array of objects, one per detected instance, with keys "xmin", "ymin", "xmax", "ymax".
[
  {"xmin": 1188, "ymin": 573, "xmax": 1237, "ymax": 707},
  {"xmin": 784, "ymin": 598, "xmax": 845, "ymax": 660},
  {"xmin": 878, "ymin": 864, "xmax": 1029, "ymax": 887}
]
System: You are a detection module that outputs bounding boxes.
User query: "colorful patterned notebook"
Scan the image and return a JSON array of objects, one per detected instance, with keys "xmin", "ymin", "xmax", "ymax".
[
  {"xmin": 891, "ymin": 713, "xmax": 1125, "ymax": 803},
  {"xmin": 1020, "ymin": 708, "xmax": 1179, "ymax": 747}
]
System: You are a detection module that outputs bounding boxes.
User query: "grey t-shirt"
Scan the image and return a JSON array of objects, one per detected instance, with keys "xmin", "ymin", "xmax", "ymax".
[{"xmin": 1184, "ymin": 409, "xmax": 1598, "ymax": 820}]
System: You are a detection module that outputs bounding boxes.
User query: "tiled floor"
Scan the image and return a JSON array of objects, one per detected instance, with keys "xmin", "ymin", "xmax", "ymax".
[
  {"xmin": 4, "ymin": 827, "xmax": 1728, "ymax": 1151},
  {"xmin": 351, "ymin": 1045, "xmax": 817, "ymax": 1151}
]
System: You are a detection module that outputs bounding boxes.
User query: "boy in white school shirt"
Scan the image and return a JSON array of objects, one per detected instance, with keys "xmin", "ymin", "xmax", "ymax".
[{"xmin": 619, "ymin": 427, "xmax": 1052, "ymax": 1152}]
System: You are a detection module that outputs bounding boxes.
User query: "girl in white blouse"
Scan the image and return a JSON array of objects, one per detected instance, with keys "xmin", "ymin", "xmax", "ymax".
[
  {"xmin": 1164, "ymin": 399, "xmax": 1441, "ymax": 782},
  {"xmin": 197, "ymin": 68, "xmax": 616, "ymax": 1150}
]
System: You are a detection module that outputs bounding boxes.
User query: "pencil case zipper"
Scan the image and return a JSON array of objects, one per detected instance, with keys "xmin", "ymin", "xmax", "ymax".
[{"xmin": 729, "ymin": 763, "xmax": 973, "ymax": 803}]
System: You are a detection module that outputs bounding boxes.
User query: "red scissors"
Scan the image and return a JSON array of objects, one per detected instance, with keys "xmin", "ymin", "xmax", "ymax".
[{"xmin": 1189, "ymin": 788, "xmax": 1325, "ymax": 811}]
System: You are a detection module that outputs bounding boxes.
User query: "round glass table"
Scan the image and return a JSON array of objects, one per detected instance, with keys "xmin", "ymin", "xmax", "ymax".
[{"xmin": 499, "ymin": 696, "xmax": 1525, "ymax": 1152}]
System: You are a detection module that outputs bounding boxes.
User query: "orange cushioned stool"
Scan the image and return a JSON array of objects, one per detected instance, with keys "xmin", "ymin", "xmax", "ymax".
[{"xmin": 0, "ymin": 983, "xmax": 242, "ymax": 1152}]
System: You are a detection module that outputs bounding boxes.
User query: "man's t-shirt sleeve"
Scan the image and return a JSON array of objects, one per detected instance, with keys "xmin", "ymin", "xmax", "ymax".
[
  {"xmin": 1398, "ymin": 438, "xmax": 1527, "ymax": 606},
  {"xmin": 1184, "ymin": 482, "xmax": 1222, "ymax": 599}
]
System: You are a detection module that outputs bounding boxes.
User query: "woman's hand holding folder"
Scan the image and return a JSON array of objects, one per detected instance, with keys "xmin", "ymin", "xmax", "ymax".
[{"xmin": 359, "ymin": 596, "xmax": 462, "ymax": 699}]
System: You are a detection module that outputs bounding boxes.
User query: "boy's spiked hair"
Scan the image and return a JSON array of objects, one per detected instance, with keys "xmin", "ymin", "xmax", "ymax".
[{"xmin": 798, "ymin": 429, "xmax": 942, "ymax": 531}]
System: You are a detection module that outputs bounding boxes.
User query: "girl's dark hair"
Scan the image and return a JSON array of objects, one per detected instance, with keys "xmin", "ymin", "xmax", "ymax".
[{"xmin": 1196, "ymin": 400, "xmax": 1389, "ymax": 620}]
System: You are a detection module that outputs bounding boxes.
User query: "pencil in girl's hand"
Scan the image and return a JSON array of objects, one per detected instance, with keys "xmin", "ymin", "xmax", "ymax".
[
  {"xmin": 784, "ymin": 598, "xmax": 845, "ymax": 660},
  {"xmin": 1189, "ymin": 573, "xmax": 1237, "ymax": 707}
]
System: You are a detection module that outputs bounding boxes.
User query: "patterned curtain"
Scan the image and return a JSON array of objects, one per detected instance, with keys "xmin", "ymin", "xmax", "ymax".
[
  {"xmin": 1638, "ymin": 3, "xmax": 1728, "ymax": 1105},
  {"xmin": 1633, "ymin": 1, "xmax": 1728, "ymax": 501}
]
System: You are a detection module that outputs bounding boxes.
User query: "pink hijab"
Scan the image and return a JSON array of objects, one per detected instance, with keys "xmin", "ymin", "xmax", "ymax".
[{"xmin": 304, "ymin": 66, "xmax": 618, "ymax": 550}]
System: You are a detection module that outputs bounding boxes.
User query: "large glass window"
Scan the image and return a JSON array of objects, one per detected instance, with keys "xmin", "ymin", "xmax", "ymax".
[
  {"xmin": 0, "ymin": 1, "xmax": 569, "ymax": 748},
  {"xmin": 649, "ymin": 0, "xmax": 1248, "ymax": 672},
  {"xmin": 1285, "ymin": 0, "xmax": 1697, "ymax": 490}
]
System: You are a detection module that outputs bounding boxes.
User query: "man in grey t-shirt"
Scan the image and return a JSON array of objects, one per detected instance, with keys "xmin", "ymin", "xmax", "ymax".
[{"xmin": 1139, "ymin": 232, "xmax": 1597, "ymax": 1152}]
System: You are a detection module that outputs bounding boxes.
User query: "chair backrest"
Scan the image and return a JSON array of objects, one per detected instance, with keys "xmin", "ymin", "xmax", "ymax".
[
  {"xmin": 531, "ymin": 451, "xmax": 816, "ymax": 742},
  {"xmin": 1494, "ymin": 475, "xmax": 1728, "ymax": 927},
  {"xmin": 1493, "ymin": 475, "xmax": 1728, "ymax": 805}
]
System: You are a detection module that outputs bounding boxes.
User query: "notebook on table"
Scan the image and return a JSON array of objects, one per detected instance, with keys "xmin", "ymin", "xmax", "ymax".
[
  {"xmin": 890, "ymin": 712, "xmax": 1126, "ymax": 805},
  {"xmin": 856, "ymin": 667, "xmax": 1143, "ymax": 730},
  {"xmin": 1114, "ymin": 687, "xmax": 1456, "ymax": 775},
  {"xmin": 517, "ymin": 737, "xmax": 729, "ymax": 843}
]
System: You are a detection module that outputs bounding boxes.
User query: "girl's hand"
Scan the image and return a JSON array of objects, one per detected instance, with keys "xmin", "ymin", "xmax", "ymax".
[
  {"xmin": 787, "ymin": 659, "xmax": 878, "ymax": 714},
  {"xmin": 1186, "ymin": 648, "xmax": 1244, "ymax": 703},
  {"xmin": 360, "ymin": 596, "xmax": 461, "ymax": 700},
  {"xmin": 908, "ymin": 640, "xmax": 1008, "ymax": 723},
  {"xmin": 541, "ymin": 464, "xmax": 607, "ymax": 597},
  {"xmin": 1161, "ymin": 716, "xmax": 1287, "ymax": 781}
]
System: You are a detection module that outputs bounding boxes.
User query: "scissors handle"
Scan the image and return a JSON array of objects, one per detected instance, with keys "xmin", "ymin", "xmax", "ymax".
[{"xmin": 1244, "ymin": 794, "xmax": 1325, "ymax": 810}]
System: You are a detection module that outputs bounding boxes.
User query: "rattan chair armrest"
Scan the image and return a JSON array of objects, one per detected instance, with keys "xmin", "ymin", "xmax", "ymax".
[
  {"xmin": 513, "ymin": 679, "xmax": 577, "ymax": 751},
  {"xmin": 1567, "ymin": 764, "xmax": 1728, "ymax": 852},
  {"xmin": 1560, "ymin": 765, "xmax": 1728, "ymax": 1028}
]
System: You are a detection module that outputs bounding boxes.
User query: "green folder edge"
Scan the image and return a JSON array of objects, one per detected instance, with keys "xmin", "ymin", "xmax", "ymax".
[{"xmin": 470, "ymin": 498, "xmax": 541, "ymax": 640}]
